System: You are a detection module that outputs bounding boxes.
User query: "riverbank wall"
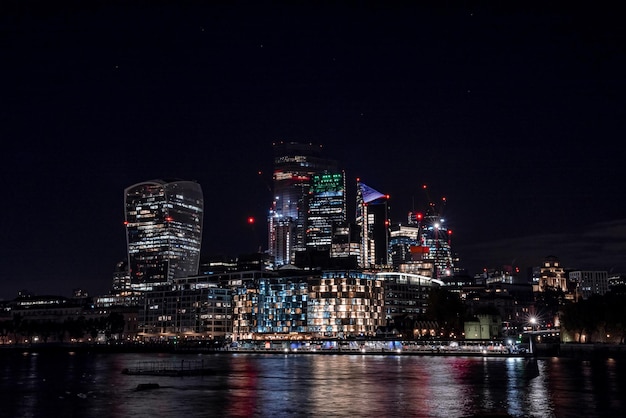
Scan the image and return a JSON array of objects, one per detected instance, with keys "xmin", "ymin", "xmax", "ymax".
[
  {"xmin": 4, "ymin": 342, "xmax": 626, "ymax": 359},
  {"xmin": 557, "ymin": 343, "xmax": 626, "ymax": 359}
]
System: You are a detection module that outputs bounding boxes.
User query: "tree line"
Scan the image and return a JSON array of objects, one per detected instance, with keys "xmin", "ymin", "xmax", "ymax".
[
  {"xmin": 0, "ymin": 312, "xmax": 125, "ymax": 344},
  {"xmin": 560, "ymin": 292, "xmax": 626, "ymax": 344}
]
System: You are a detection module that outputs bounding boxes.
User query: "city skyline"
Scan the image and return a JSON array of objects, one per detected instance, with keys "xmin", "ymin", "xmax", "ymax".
[{"xmin": 2, "ymin": 2, "xmax": 625, "ymax": 299}]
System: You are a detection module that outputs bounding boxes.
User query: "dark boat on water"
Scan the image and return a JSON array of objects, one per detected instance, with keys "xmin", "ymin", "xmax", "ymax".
[{"xmin": 135, "ymin": 383, "xmax": 160, "ymax": 391}]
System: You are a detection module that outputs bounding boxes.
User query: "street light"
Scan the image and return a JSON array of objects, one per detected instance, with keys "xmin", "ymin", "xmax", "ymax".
[{"xmin": 529, "ymin": 316, "xmax": 537, "ymax": 355}]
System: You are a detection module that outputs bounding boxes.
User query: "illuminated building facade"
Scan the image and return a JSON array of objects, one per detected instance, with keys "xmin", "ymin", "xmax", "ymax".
[
  {"xmin": 608, "ymin": 274, "xmax": 626, "ymax": 295},
  {"xmin": 534, "ymin": 255, "xmax": 568, "ymax": 294},
  {"xmin": 389, "ymin": 224, "xmax": 435, "ymax": 277},
  {"xmin": 389, "ymin": 198, "xmax": 454, "ymax": 279},
  {"xmin": 377, "ymin": 272, "xmax": 443, "ymax": 319},
  {"xmin": 268, "ymin": 142, "xmax": 338, "ymax": 266},
  {"xmin": 356, "ymin": 180, "xmax": 390, "ymax": 269},
  {"xmin": 202, "ymin": 269, "xmax": 268, "ymax": 341},
  {"xmin": 232, "ymin": 274, "xmax": 310, "ymax": 340},
  {"xmin": 569, "ymin": 270, "xmax": 609, "ymax": 300},
  {"xmin": 139, "ymin": 277, "xmax": 232, "ymax": 339},
  {"xmin": 232, "ymin": 286, "xmax": 259, "ymax": 340},
  {"xmin": 112, "ymin": 261, "xmax": 132, "ymax": 294},
  {"xmin": 307, "ymin": 270, "xmax": 385, "ymax": 337},
  {"xmin": 124, "ymin": 179, "xmax": 204, "ymax": 290},
  {"xmin": 463, "ymin": 314, "xmax": 502, "ymax": 340},
  {"xmin": 330, "ymin": 222, "xmax": 360, "ymax": 266},
  {"xmin": 256, "ymin": 278, "xmax": 308, "ymax": 334},
  {"xmin": 413, "ymin": 206, "xmax": 454, "ymax": 279},
  {"xmin": 306, "ymin": 171, "xmax": 346, "ymax": 249},
  {"xmin": 233, "ymin": 270, "xmax": 386, "ymax": 340},
  {"xmin": 389, "ymin": 224, "xmax": 420, "ymax": 267}
]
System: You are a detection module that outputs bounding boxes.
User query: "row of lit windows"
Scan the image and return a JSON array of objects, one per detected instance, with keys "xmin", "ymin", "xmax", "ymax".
[
  {"xmin": 257, "ymin": 317, "xmax": 306, "ymax": 324},
  {"xmin": 311, "ymin": 291, "xmax": 377, "ymax": 300},
  {"xmin": 309, "ymin": 324, "xmax": 380, "ymax": 333},
  {"xmin": 307, "ymin": 303, "xmax": 383, "ymax": 312},
  {"xmin": 257, "ymin": 307, "xmax": 304, "ymax": 315},
  {"xmin": 311, "ymin": 295, "xmax": 384, "ymax": 303},
  {"xmin": 308, "ymin": 311, "xmax": 379, "ymax": 319},
  {"xmin": 309, "ymin": 317, "xmax": 381, "ymax": 325},
  {"xmin": 309, "ymin": 305, "xmax": 382, "ymax": 313},
  {"xmin": 312, "ymin": 285, "xmax": 370, "ymax": 292},
  {"xmin": 308, "ymin": 298, "xmax": 380, "ymax": 306},
  {"xmin": 256, "ymin": 326, "xmax": 308, "ymax": 333}
]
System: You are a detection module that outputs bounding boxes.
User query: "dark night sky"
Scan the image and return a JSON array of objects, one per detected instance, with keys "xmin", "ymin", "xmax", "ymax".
[{"xmin": 2, "ymin": 1, "xmax": 625, "ymax": 299}]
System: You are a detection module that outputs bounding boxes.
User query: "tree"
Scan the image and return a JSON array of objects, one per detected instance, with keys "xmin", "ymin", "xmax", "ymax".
[
  {"xmin": 64, "ymin": 316, "xmax": 86, "ymax": 340},
  {"xmin": 425, "ymin": 287, "xmax": 466, "ymax": 339},
  {"xmin": 583, "ymin": 295, "xmax": 606, "ymax": 343},
  {"xmin": 0, "ymin": 319, "xmax": 12, "ymax": 344},
  {"xmin": 534, "ymin": 285, "xmax": 567, "ymax": 326},
  {"xmin": 561, "ymin": 301, "xmax": 586, "ymax": 342},
  {"xmin": 603, "ymin": 293, "xmax": 626, "ymax": 344},
  {"xmin": 106, "ymin": 312, "xmax": 126, "ymax": 339},
  {"xmin": 11, "ymin": 314, "xmax": 23, "ymax": 343}
]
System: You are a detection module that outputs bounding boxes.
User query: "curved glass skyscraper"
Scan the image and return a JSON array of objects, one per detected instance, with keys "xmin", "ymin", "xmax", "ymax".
[{"xmin": 124, "ymin": 179, "xmax": 204, "ymax": 290}]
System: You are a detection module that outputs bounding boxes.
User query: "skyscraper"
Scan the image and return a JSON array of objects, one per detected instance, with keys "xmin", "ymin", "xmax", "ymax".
[
  {"xmin": 389, "ymin": 184, "xmax": 454, "ymax": 279},
  {"xmin": 412, "ymin": 205, "xmax": 454, "ymax": 279},
  {"xmin": 124, "ymin": 179, "xmax": 204, "ymax": 290},
  {"xmin": 268, "ymin": 141, "xmax": 337, "ymax": 266},
  {"xmin": 356, "ymin": 180, "xmax": 390, "ymax": 269},
  {"xmin": 306, "ymin": 171, "xmax": 347, "ymax": 250}
]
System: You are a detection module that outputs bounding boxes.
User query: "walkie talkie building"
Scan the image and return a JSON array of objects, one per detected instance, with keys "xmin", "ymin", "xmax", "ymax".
[{"xmin": 124, "ymin": 179, "xmax": 204, "ymax": 290}]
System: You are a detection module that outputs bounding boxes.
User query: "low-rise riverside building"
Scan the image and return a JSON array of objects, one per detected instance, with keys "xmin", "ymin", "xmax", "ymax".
[
  {"xmin": 139, "ymin": 269, "xmax": 449, "ymax": 342},
  {"xmin": 233, "ymin": 276, "xmax": 310, "ymax": 340},
  {"xmin": 464, "ymin": 313, "xmax": 502, "ymax": 340},
  {"xmin": 232, "ymin": 270, "xmax": 388, "ymax": 340},
  {"xmin": 0, "ymin": 294, "xmax": 123, "ymax": 344},
  {"xmin": 307, "ymin": 270, "xmax": 385, "ymax": 338},
  {"xmin": 377, "ymin": 272, "xmax": 443, "ymax": 318},
  {"xmin": 138, "ymin": 278, "xmax": 232, "ymax": 341}
]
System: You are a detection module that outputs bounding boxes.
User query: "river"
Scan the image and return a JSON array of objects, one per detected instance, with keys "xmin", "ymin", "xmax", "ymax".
[{"xmin": 1, "ymin": 350, "xmax": 625, "ymax": 417}]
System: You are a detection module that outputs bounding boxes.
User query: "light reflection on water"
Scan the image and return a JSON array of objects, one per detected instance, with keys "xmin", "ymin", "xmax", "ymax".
[{"xmin": 1, "ymin": 351, "xmax": 626, "ymax": 417}]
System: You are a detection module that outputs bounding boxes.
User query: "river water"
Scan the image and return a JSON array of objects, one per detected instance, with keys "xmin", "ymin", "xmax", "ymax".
[{"xmin": 1, "ymin": 350, "xmax": 625, "ymax": 417}]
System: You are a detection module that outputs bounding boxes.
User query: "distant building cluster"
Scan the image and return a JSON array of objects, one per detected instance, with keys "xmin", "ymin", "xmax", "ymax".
[{"xmin": 1, "ymin": 142, "xmax": 624, "ymax": 346}]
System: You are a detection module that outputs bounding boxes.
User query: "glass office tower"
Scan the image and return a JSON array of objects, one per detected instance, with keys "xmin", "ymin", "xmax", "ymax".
[
  {"xmin": 124, "ymin": 179, "xmax": 204, "ymax": 290},
  {"xmin": 408, "ymin": 205, "xmax": 454, "ymax": 279},
  {"xmin": 306, "ymin": 171, "xmax": 346, "ymax": 249},
  {"xmin": 356, "ymin": 180, "xmax": 390, "ymax": 269},
  {"xmin": 268, "ymin": 141, "xmax": 337, "ymax": 266}
]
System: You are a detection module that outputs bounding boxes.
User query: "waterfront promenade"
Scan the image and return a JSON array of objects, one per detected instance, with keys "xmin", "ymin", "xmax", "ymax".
[
  {"xmin": 222, "ymin": 340, "xmax": 524, "ymax": 356},
  {"xmin": 3, "ymin": 340, "xmax": 625, "ymax": 358},
  {"xmin": 0, "ymin": 340, "xmax": 527, "ymax": 357}
]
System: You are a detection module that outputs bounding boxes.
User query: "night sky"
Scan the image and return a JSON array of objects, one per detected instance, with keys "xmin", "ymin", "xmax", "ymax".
[{"xmin": 2, "ymin": 1, "xmax": 625, "ymax": 299}]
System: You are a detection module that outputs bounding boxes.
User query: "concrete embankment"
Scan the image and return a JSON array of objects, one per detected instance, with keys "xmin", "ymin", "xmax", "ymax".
[
  {"xmin": 6, "ymin": 342, "xmax": 625, "ymax": 358},
  {"xmin": 557, "ymin": 343, "xmax": 626, "ymax": 358}
]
